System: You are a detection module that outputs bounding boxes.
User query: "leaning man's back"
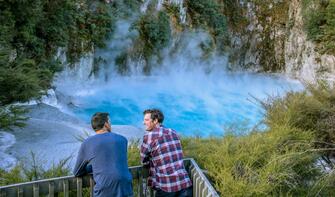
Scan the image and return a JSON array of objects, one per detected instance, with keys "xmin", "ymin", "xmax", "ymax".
[{"xmin": 73, "ymin": 132, "xmax": 133, "ymax": 197}]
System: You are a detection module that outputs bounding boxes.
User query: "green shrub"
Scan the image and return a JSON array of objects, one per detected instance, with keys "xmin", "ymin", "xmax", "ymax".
[
  {"xmin": 264, "ymin": 82, "xmax": 335, "ymax": 168},
  {"xmin": 185, "ymin": 0, "xmax": 229, "ymax": 49},
  {"xmin": 0, "ymin": 152, "xmax": 71, "ymax": 186},
  {"xmin": 128, "ymin": 139, "xmax": 141, "ymax": 166},
  {"xmin": 129, "ymin": 10, "xmax": 171, "ymax": 74},
  {"xmin": 115, "ymin": 51, "xmax": 130, "ymax": 75},
  {"xmin": 181, "ymin": 125, "xmax": 330, "ymax": 196},
  {"xmin": 64, "ymin": 1, "xmax": 114, "ymax": 63},
  {"xmin": 134, "ymin": 11, "xmax": 171, "ymax": 60},
  {"xmin": 0, "ymin": 166, "xmax": 24, "ymax": 186},
  {"xmin": 0, "ymin": 59, "xmax": 52, "ymax": 105},
  {"xmin": 0, "ymin": 105, "xmax": 28, "ymax": 130},
  {"xmin": 111, "ymin": 0, "xmax": 142, "ymax": 18},
  {"xmin": 216, "ymin": 0, "xmax": 249, "ymax": 32}
]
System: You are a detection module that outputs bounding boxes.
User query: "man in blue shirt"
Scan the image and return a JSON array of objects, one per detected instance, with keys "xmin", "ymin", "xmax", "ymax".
[{"xmin": 73, "ymin": 112, "xmax": 133, "ymax": 197}]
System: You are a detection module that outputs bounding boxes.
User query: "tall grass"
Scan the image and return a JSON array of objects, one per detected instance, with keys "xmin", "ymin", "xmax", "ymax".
[
  {"xmin": 0, "ymin": 152, "xmax": 71, "ymax": 186},
  {"xmin": 182, "ymin": 127, "xmax": 324, "ymax": 196}
]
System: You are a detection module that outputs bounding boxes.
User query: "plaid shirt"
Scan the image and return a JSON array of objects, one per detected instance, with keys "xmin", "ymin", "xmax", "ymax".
[{"xmin": 140, "ymin": 125, "xmax": 192, "ymax": 192}]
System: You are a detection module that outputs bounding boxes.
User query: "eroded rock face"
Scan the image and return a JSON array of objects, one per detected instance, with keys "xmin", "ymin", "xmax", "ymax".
[
  {"xmin": 284, "ymin": 0, "xmax": 335, "ymax": 83},
  {"xmin": 228, "ymin": 1, "xmax": 290, "ymax": 72},
  {"xmin": 230, "ymin": 0, "xmax": 335, "ymax": 83}
]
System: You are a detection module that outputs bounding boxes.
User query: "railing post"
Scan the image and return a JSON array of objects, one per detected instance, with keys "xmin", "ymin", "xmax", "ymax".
[
  {"xmin": 0, "ymin": 189, "xmax": 6, "ymax": 197},
  {"xmin": 89, "ymin": 176, "xmax": 94, "ymax": 197},
  {"xmin": 202, "ymin": 187, "xmax": 209, "ymax": 197},
  {"xmin": 196, "ymin": 175, "xmax": 202, "ymax": 197},
  {"xmin": 138, "ymin": 168, "xmax": 143, "ymax": 197},
  {"xmin": 17, "ymin": 187, "xmax": 23, "ymax": 197},
  {"xmin": 48, "ymin": 181, "xmax": 54, "ymax": 197},
  {"xmin": 76, "ymin": 178, "xmax": 82, "ymax": 197},
  {"xmin": 199, "ymin": 180, "xmax": 206, "ymax": 197},
  {"xmin": 190, "ymin": 167, "xmax": 198, "ymax": 197},
  {"xmin": 63, "ymin": 180, "xmax": 69, "ymax": 197},
  {"xmin": 33, "ymin": 184, "xmax": 39, "ymax": 197}
]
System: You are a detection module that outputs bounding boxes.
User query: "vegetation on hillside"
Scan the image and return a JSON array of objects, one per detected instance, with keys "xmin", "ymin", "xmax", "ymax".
[
  {"xmin": 0, "ymin": 0, "xmax": 114, "ymax": 129},
  {"xmin": 115, "ymin": 0, "xmax": 230, "ymax": 74},
  {"xmin": 303, "ymin": 0, "xmax": 335, "ymax": 55},
  {"xmin": 216, "ymin": 0, "xmax": 249, "ymax": 32},
  {"xmin": 115, "ymin": 6, "xmax": 172, "ymax": 75},
  {"xmin": 185, "ymin": 0, "xmax": 229, "ymax": 50},
  {"xmin": 133, "ymin": 10, "xmax": 171, "ymax": 74}
]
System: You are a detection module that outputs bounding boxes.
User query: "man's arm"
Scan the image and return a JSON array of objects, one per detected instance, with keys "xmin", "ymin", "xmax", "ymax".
[
  {"xmin": 73, "ymin": 143, "xmax": 89, "ymax": 176},
  {"xmin": 140, "ymin": 134, "xmax": 152, "ymax": 167}
]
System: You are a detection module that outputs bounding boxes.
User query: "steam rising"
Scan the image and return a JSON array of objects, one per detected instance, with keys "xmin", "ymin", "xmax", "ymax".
[{"xmin": 54, "ymin": 2, "xmax": 303, "ymax": 136}]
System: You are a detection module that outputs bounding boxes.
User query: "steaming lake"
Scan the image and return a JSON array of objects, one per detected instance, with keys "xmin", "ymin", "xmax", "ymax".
[{"xmin": 64, "ymin": 71, "xmax": 303, "ymax": 136}]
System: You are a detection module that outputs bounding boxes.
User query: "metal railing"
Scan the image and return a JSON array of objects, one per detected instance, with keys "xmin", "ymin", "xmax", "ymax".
[{"xmin": 0, "ymin": 158, "xmax": 219, "ymax": 197}]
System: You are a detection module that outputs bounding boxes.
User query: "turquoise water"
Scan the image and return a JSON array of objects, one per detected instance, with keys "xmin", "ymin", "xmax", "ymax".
[{"xmin": 70, "ymin": 72, "xmax": 303, "ymax": 136}]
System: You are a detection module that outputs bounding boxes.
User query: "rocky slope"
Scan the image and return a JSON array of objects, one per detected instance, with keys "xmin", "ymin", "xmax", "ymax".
[
  {"xmin": 285, "ymin": 0, "xmax": 335, "ymax": 83},
  {"xmin": 230, "ymin": 0, "xmax": 335, "ymax": 82}
]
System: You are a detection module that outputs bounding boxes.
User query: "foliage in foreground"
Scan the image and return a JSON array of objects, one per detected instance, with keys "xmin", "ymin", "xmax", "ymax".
[
  {"xmin": 264, "ymin": 82, "xmax": 335, "ymax": 169},
  {"xmin": 182, "ymin": 129, "xmax": 331, "ymax": 196}
]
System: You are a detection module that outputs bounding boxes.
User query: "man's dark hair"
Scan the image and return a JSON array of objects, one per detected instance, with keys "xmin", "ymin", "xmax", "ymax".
[
  {"xmin": 91, "ymin": 112, "xmax": 109, "ymax": 131},
  {"xmin": 143, "ymin": 109, "xmax": 164, "ymax": 123}
]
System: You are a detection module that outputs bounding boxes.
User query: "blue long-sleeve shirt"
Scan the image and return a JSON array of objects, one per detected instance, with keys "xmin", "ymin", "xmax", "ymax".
[{"xmin": 73, "ymin": 132, "xmax": 133, "ymax": 197}]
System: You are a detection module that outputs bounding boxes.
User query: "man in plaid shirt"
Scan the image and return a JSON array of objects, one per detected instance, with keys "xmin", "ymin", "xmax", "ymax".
[{"xmin": 140, "ymin": 109, "xmax": 192, "ymax": 197}]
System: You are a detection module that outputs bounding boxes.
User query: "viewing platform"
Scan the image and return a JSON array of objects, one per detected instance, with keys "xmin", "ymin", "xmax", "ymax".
[{"xmin": 0, "ymin": 158, "xmax": 219, "ymax": 197}]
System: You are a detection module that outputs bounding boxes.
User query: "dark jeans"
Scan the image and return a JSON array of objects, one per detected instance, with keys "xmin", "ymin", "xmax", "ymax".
[{"xmin": 155, "ymin": 186, "xmax": 193, "ymax": 197}]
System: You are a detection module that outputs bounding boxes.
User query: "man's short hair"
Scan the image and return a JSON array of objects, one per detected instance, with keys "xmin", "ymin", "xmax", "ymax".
[
  {"xmin": 143, "ymin": 109, "xmax": 164, "ymax": 123},
  {"xmin": 91, "ymin": 112, "xmax": 109, "ymax": 131}
]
